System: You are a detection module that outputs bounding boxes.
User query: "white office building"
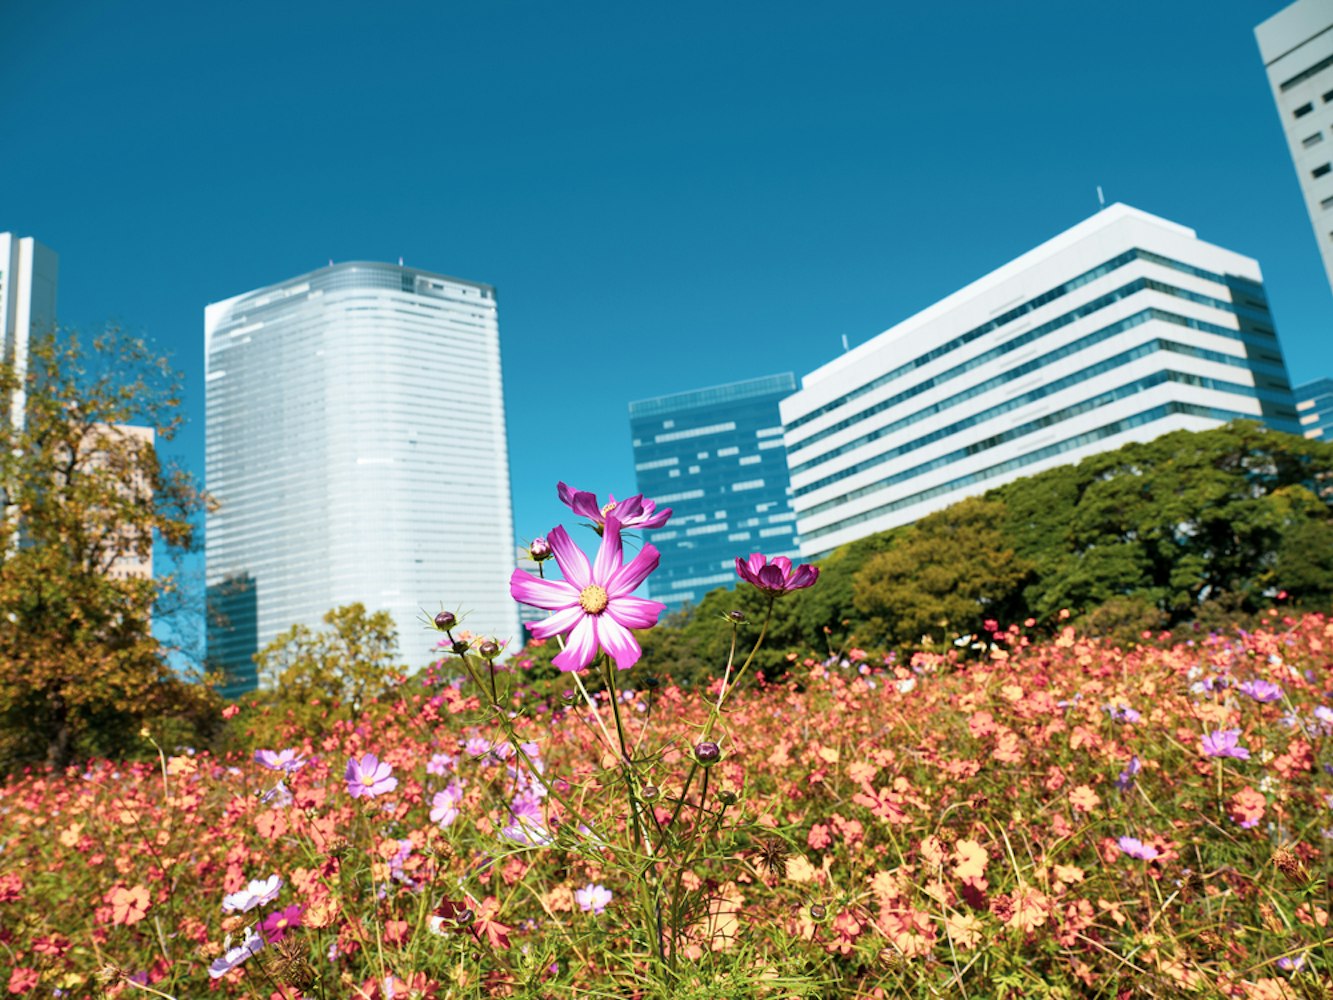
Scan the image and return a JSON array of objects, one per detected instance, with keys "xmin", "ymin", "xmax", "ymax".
[
  {"xmin": 0, "ymin": 233, "xmax": 58, "ymax": 430},
  {"xmin": 1257, "ymin": 0, "xmax": 1333, "ymax": 298},
  {"xmin": 782, "ymin": 205, "xmax": 1300, "ymax": 558},
  {"xmin": 206, "ymin": 261, "xmax": 519, "ymax": 693}
]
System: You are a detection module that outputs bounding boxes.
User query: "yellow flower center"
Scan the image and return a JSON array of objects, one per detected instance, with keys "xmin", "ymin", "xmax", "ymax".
[
  {"xmin": 601, "ymin": 501, "xmax": 617, "ymax": 515},
  {"xmin": 579, "ymin": 584, "xmax": 609, "ymax": 614}
]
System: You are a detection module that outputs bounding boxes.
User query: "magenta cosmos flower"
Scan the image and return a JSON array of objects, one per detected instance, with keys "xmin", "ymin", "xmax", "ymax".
[
  {"xmin": 345, "ymin": 753, "xmax": 398, "ymax": 798},
  {"xmin": 557, "ymin": 482, "xmax": 672, "ymax": 533},
  {"xmin": 510, "ymin": 515, "xmax": 666, "ymax": 672},
  {"xmin": 735, "ymin": 553, "xmax": 819, "ymax": 597},
  {"xmin": 1201, "ymin": 728, "xmax": 1251, "ymax": 760}
]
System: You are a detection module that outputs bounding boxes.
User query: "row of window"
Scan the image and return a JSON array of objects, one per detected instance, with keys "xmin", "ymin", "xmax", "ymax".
[
  {"xmin": 791, "ymin": 326, "xmax": 1262, "ymax": 497},
  {"xmin": 784, "ymin": 247, "xmax": 1261, "ymax": 436},
  {"xmin": 801, "ymin": 400, "xmax": 1253, "ymax": 549},
  {"xmin": 1291, "ymin": 87, "xmax": 1333, "ymax": 117},
  {"xmin": 788, "ymin": 274, "xmax": 1271, "ymax": 461},
  {"xmin": 797, "ymin": 369, "xmax": 1263, "ymax": 522}
]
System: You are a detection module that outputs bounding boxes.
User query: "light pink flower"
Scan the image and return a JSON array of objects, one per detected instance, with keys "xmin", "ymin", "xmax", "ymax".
[
  {"xmin": 557, "ymin": 482, "xmax": 672, "ymax": 533},
  {"xmin": 509, "ymin": 515, "xmax": 665, "ymax": 672},
  {"xmin": 345, "ymin": 753, "xmax": 398, "ymax": 798}
]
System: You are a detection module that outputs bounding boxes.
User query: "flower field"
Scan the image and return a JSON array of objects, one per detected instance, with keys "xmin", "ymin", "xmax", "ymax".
[{"xmin": 5, "ymin": 610, "xmax": 1333, "ymax": 998}]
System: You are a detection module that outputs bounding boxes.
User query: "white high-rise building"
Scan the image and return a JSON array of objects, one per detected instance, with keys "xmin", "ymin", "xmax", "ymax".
[
  {"xmin": 205, "ymin": 261, "xmax": 519, "ymax": 694},
  {"xmin": 782, "ymin": 205, "xmax": 1300, "ymax": 558},
  {"xmin": 1256, "ymin": 0, "xmax": 1333, "ymax": 297},
  {"xmin": 0, "ymin": 234, "xmax": 58, "ymax": 430}
]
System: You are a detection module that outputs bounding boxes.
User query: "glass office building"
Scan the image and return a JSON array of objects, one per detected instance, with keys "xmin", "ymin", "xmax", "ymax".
[
  {"xmin": 1297, "ymin": 377, "xmax": 1333, "ymax": 440},
  {"xmin": 782, "ymin": 204, "xmax": 1301, "ymax": 559},
  {"xmin": 206, "ymin": 261, "xmax": 519, "ymax": 694},
  {"xmin": 629, "ymin": 374, "xmax": 800, "ymax": 612}
]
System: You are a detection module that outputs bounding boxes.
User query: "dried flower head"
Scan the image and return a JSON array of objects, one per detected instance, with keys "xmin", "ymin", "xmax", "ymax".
[
  {"xmin": 755, "ymin": 837, "xmax": 790, "ymax": 878},
  {"xmin": 268, "ymin": 937, "xmax": 319, "ymax": 992},
  {"xmin": 1273, "ymin": 846, "xmax": 1311, "ymax": 886}
]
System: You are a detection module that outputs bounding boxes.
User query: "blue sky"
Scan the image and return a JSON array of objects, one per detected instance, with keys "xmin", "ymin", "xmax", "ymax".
[{"xmin": 3, "ymin": 1, "xmax": 1330, "ymax": 597}]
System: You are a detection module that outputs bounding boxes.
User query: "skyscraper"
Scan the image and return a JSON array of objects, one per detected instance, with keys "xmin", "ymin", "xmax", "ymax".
[
  {"xmin": 629, "ymin": 373, "xmax": 800, "ymax": 612},
  {"xmin": 206, "ymin": 261, "xmax": 519, "ymax": 694},
  {"xmin": 1256, "ymin": 0, "xmax": 1333, "ymax": 297},
  {"xmin": 782, "ymin": 204, "xmax": 1301, "ymax": 558},
  {"xmin": 1297, "ymin": 377, "xmax": 1333, "ymax": 439},
  {"xmin": 0, "ymin": 233, "xmax": 58, "ymax": 431}
]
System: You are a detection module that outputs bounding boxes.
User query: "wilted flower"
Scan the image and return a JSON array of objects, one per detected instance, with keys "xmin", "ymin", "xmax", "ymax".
[
  {"xmin": 509, "ymin": 515, "xmax": 666, "ymax": 672},
  {"xmin": 222, "ymin": 875, "xmax": 283, "ymax": 914},
  {"xmin": 574, "ymin": 883, "xmax": 612, "ymax": 915},
  {"xmin": 735, "ymin": 553, "xmax": 819, "ymax": 597},
  {"xmin": 1117, "ymin": 837, "xmax": 1160, "ymax": 861},
  {"xmin": 345, "ymin": 753, "xmax": 398, "ymax": 799},
  {"xmin": 254, "ymin": 749, "xmax": 308, "ymax": 774},
  {"xmin": 557, "ymin": 482, "xmax": 672, "ymax": 533},
  {"xmin": 1201, "ymin": 729, "xmax": 1250, "ymax": 760}
]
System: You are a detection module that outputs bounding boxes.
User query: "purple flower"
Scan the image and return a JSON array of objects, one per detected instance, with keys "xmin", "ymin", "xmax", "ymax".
[
  {"xmin": 426, "ymin": 752, "xmax": 455, "ymax": 776},
  {"xmin": 574, "ymin": 883, "xmax": 612, "ymax": 914},
  {"xmin": 735, "ymin": 553, "xmax": 819, "ymax": 598},
  {"xmin": 222, "ymin": 875, "xmax": 283, "ymax": 914},
  {"xmin": 260, "ymin": 781, "xmax": 293, "ymax": 807},
  {"xmin": 1104, "ymin": 704, "xmax": 1141, "ymax": 724},
  {"xmin": 254, "ymin": 748, "xmax": 308, "ymax": 773},
  {"xmin": 208, "ymin": 927, "xmax": 265, "ymax": 978},
  {"xmin": 510, "ymin": 516, "xmax": 666, "ymax": 672},
  {"xmin": 463, "ymin": 736, "xmax": 493, "ymax": 760},
  {"xmin": 259, "ymin": 904, "xmax": 304, "ymax": 942},
  {"xmin": 557, "ymin": 482, "xmax": 672, "ymax": 533},
  {"xmin": 1115, "ymin": 755, "xmax": 1141, "ymax": 792},
  {"xmin": 431, "ymin": 782, "xmax": 464, "ymax": 828},
  {"xmin": 502, "ymin": 791, "xmax": 553, "ymax": 846},
  {"xmin": 1117, "ymin": 837, "xmax": 1160, "ymax": 861},
  {"xmin": 1237, "ymin": 679, "xmax": 1283, "ymax": 703},
  {"xmin": 345, "ymin": 753, "xmax": 398, "ymax": 798},
  {"xmin": 1201, "ymin": 729, "xmax": 1251, "ymax": 760}
]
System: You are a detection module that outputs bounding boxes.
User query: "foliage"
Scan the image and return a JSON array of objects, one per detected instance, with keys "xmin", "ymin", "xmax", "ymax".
[
  {"xmin": 249, "ymin": 603, "xmax": 405, "ymax": 740},
  {"xmin": 7, "ymin": 610, "xmax": 1333, "ymax": 997},
  {"xmin": 0, "ymin": 327, "xmax": 218, "ymax": 770}
]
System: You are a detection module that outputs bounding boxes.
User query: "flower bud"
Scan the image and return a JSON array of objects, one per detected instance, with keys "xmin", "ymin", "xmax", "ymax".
[
  {"xmin": 478, "ymin": 639, "xmax": 501, "ymax": 660},
  {"xmin": 726, "ymin": 609, "xmax": 747, "ymax": 624},
  {"xmin": 451, "ymin": 639, "xmax": 471, "ymax": 656},
  {"xmin": 529, "ymin": 537, "xmax": 553, "ymax": 561},
  {"xmin": 809, "ymin": 903, "xmax": 826, "ymax": 920},
  {"xmin": 643, "ymin": 675, "xmax": 661, "ymax": 690},
  {"xmin": 694, "ymin": 741, "xmax": 721, "ymax": 766},
  {"xmin": 641, "ymin": 785, "xmax": 661, "ymax": 802},
  {"xmin": 717, "ymin": 789, "xmax": 738, "ymax": 805},
  {"xmin": 434, "ymin": 611, "xmax": 457, "ymax": 631}
]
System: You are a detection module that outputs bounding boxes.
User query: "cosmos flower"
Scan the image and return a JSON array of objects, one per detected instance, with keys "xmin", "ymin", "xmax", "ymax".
[
  {"xmin": 345, "ymin": 753, "xmax": 398, "ymax": 799},
  {"xmin": 1117, "ymin": 837, "xmax": 1160, "ymax": 861},
  {"xmin": 209, "ymin": 927, "xmax": 265, "ymax": 979},
  {"xmin": 222, "ymin": 875, "xmax": 283, "ymax": 914},
  {"xmin": 253, "ymin": 748, "xmax": 308, "ymax": 773},
  {"xmin": 1237, "ymin": 679, "xmax": 1283, "ymax": 703},
  {"xmin": 574, "ymin": 883, "xmax": 613, "ymax": 915},
  {"xmin": 735, "ymin": 553, "xmax": 819, "ymax": 597},
  {"xmin": 557, "ymin": 482, "xmax": 672, "ymax": 533},
  {"xmin": 431, "ymin": 782, "xmax": 464, "ymax": 828},
  {"xmin": 1115, "ymin": 755, "xmax": 1141, "ymax": 792},
  {"xmin": 259, "ymin": 904, "xmax": 303, "ymax": 942},
  {"xmin": 510, "ymin": 516, "xmax": 666, "ymax": 672},
  {"xmin": 1201, "ymin": 729, "xmax": 1251, "ymax": 760}
]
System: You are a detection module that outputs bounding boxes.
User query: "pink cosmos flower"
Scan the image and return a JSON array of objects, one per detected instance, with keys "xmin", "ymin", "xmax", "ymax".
[
  {"xmin": 259, "ymin": 904, "xmax": 304, "ymax": 942},
  {"xmin": 254, "ymin": 748, "xmax": 308, "ymax": 773},
  {"xmin": 1201, "ymin": 729, "xmax": 1251, "ymax": 760},
  {"xmin": 209, "ymin": 927, "xmax": 265, "ymax": 978},
  {"xmin": 222, "ymin": 875, "xmax": 283, "ymax": 914},
  {"xmin": 557, "ymin": 482, "xmax": 672, "ymax": 533},
  {"xmin": 509, "ymin": 515, "xmax": 666, "ymax": 672},
  {"xmin": 574, "ymin": 883, "xmax": 613, "ymax": 914},
  {"xmin": 1117, "ymin": 836, "xmax": 1160, "ymax": 861},
  {"xmin": 345, "ymin": 753, "xmax": 398, "ymax": 798},
  {"xmin": 735, "ymin": 553, "xmax": 819, "ymax": 597}
]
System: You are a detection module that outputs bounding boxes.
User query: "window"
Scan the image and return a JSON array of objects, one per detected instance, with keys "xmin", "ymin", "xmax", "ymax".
[
  {"xmin": 1322, "ymin": 195, "xmax": 1333, "ymax": 209},
  {"xmin": 1314, "ymin": 163, "xmax": 1333, "ymax": 179},
  {"xmin": 1296, "ymin": 102, "xmax": 1315, "ymax": 118},
  {"xmin": 1304, "ymin": 132, "xmax": 1325, "ymax": 148},
  {"xmin": 1325, "ymin": 88, "xmax": 1333, "ymax": 103},
  {"xmin": 1281, "ymin": 53, "xmax": 1333, "ymax": 91}
]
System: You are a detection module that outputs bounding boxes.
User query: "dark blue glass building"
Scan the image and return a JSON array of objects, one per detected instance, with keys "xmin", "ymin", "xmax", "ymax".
[
  {"xmin": 1297, "ymin": 377, "xmax": 1333, "ymax": 440},
  {"xmin": 629, "ymin": 374, "xmax": 800, "ymax": 612}
]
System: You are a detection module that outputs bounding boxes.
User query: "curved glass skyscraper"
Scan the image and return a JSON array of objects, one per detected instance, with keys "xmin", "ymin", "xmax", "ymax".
[{"xmin": 205, "ymin": 261, "xmax": 518, "ymax": 694}]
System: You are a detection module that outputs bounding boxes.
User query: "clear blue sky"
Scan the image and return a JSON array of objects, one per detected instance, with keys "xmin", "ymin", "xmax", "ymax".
[{"xmin": 3, "ymin": 1, "xmax": 1330, "ymax": 592}]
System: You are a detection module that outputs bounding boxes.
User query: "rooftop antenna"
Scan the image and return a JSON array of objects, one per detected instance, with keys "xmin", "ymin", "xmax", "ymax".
[
  {"xmin": 841, "ymin": 333, "xmax": 850, "ymax": 352},
  {"xmin": 1096, "ymin": 185, "xmax": 1106, "ymax": 210}
]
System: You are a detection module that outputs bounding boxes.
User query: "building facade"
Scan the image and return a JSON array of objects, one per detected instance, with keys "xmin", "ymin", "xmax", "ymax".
[
  {"xmin": 206, "ymin": 261, "xmax": 519, "ymax": 694},
  {"xmin": 781, "ymin": 204, "xmax": 1301, "ymax": 559},
  {"xmin": 1297, "ymin": 377, "xmax": 1333, "ymax": 439},
  {"xmin": 1256, "ymin": 0, "xmax": 1333, "ymax": 298},
  {"xmin": 629, "ymin": 373, "xmax": 800, "ymax": 612},
  {"xmin": 0, "ymin": 233, "xmax": 58, "ymax": 431}
]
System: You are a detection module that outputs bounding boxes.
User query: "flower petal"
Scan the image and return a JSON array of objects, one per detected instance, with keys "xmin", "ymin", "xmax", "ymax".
[
  {"xmin": 510, "ymin": 569, "xmax": 579, "ymax": 610},
  {"xmin": 593, "ymin": 516, "xmax": 624, "ymax": 585},
  {"xmin": 529, "ymin": 604, "xmax": 585, "ymax": 640},
  {"xmin": 558, "ymin": 482, "xmax": 603, "ymax": 521},
  {"xmin": 552, "ymin": 615, "xmax": 597, "ymax": 672},
  {"xmin": 608, "ymin": 542, "xmax": 660, "ymax": 596},
  {"xmin": 607, "ymin": 595, "xmax": 667, "ymax": 630},
  {"xmin": 547, "ymin": 525, "xmax": 591, "ymax": 590},
  {"xmin": 597, "ymin": 616, "xmax": 643, "ymax": 671}
]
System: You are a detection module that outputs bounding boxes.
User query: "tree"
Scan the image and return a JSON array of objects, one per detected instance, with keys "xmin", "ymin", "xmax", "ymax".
[
  {"xmin": 0, "ymin": 327, "xmax": 218, "ymax": 769},
  {"xmin": 251, "ymin": 603, "xmax": 403, "ymax": 735}
]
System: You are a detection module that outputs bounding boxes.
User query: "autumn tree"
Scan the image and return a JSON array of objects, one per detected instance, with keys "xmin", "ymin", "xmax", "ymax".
[{"xmin": 0, "ymin": 327, "xmax": 218, "ymax": 769}]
